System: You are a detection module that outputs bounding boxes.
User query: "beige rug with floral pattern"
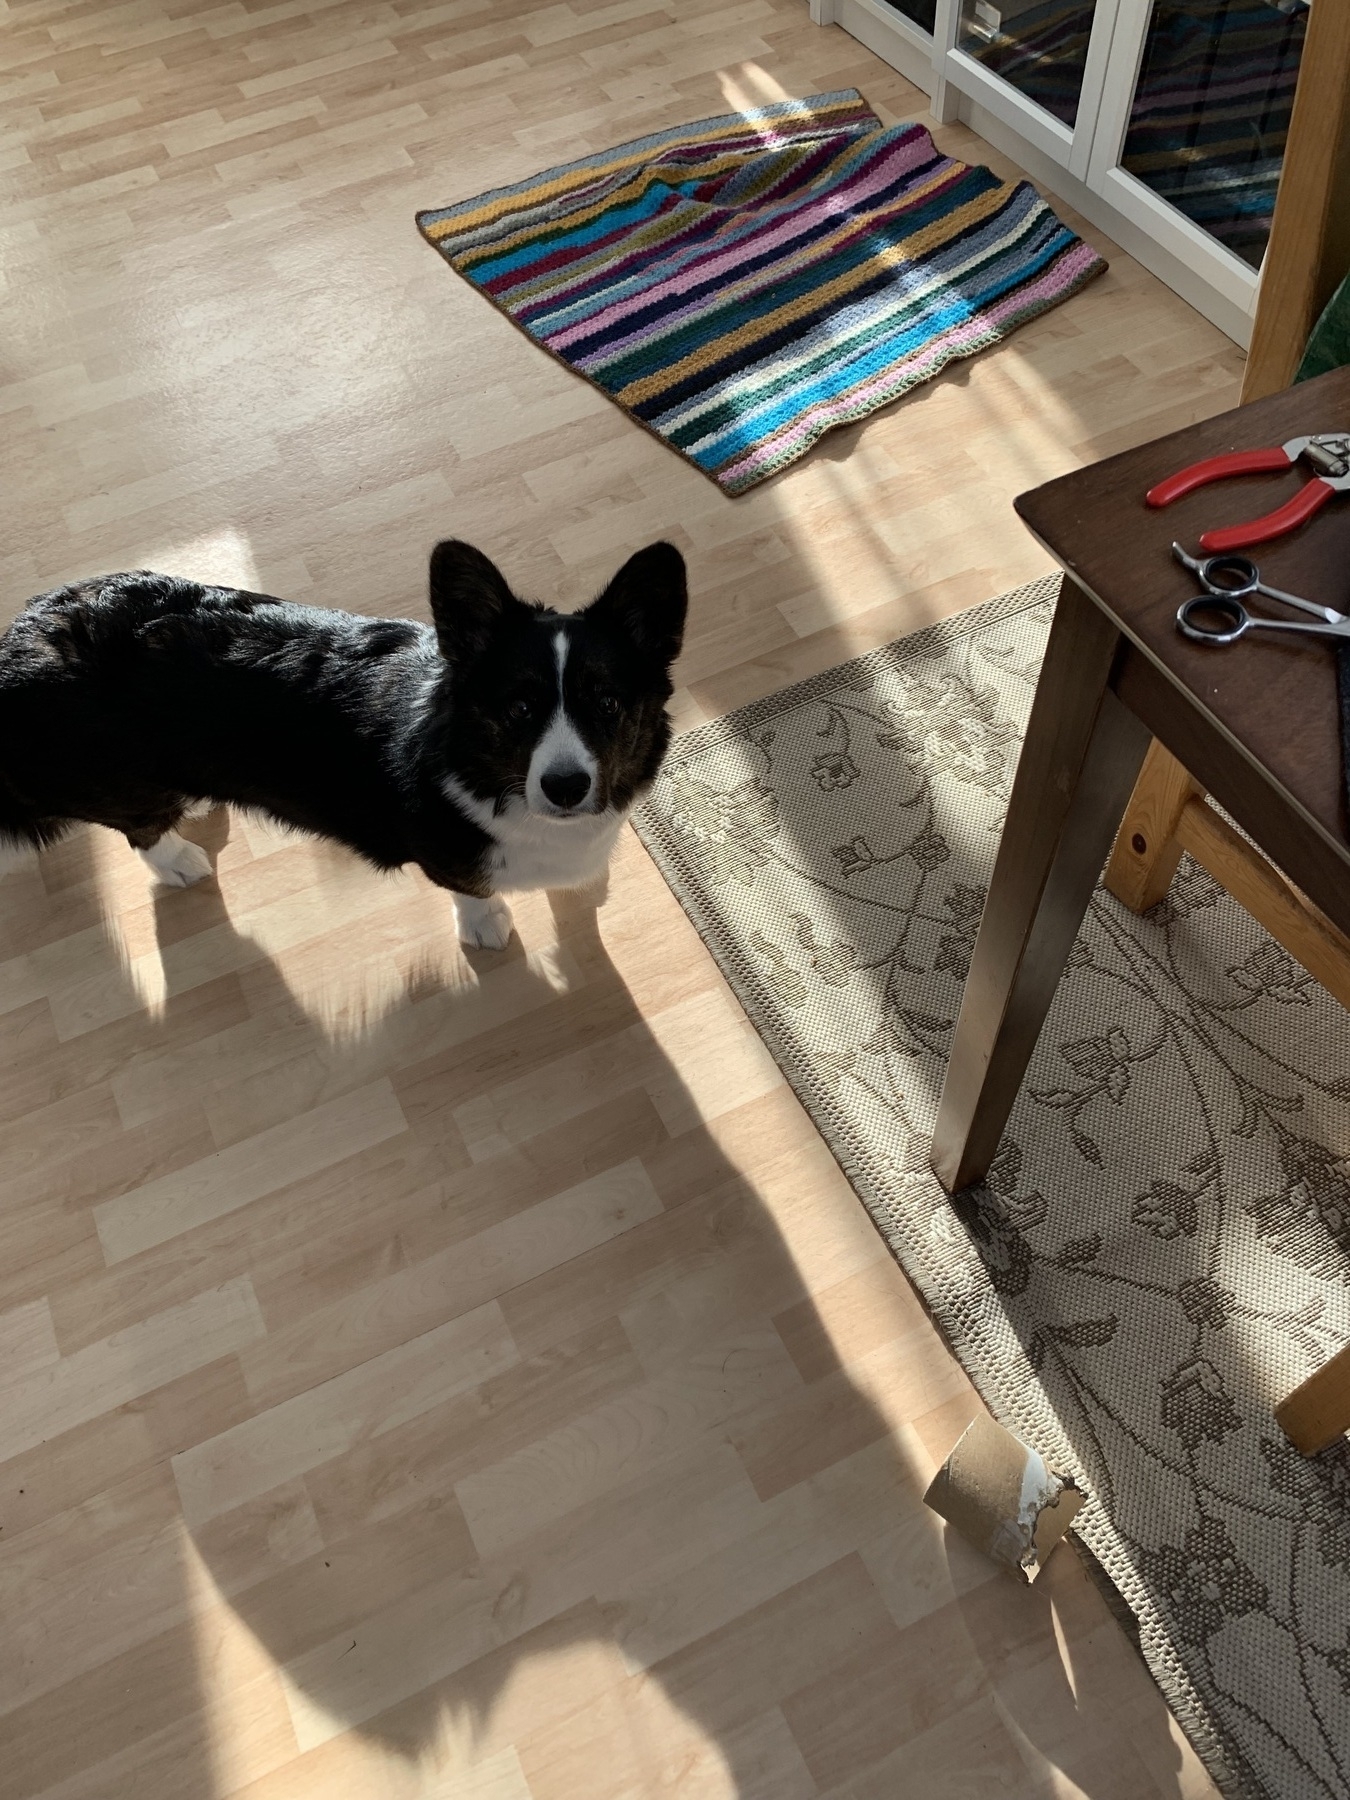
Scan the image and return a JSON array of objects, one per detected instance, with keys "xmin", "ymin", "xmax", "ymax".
[{"xmin": 634, "ymin": 578, "xmax": 1350, "ymax": 1800}]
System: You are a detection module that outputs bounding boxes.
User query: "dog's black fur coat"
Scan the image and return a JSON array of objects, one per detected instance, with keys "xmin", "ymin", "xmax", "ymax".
[{"xmin": 0, "ymin": 539, "xmax": 686, "ymax": 896}]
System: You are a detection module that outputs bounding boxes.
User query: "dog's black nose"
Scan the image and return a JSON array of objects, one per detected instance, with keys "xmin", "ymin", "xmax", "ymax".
[{"xmin": 540, "ymin": 766, "xmax": 592, "ymax": 810}]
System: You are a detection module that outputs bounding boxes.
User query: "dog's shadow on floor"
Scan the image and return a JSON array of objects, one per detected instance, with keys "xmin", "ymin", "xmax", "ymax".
[{"xmin": 12, "ymin": 809, "xmax": 1201, "ymax": 1800}]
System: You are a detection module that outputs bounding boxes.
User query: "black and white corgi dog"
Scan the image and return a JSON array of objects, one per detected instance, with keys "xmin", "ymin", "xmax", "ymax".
[{"xmin": 0, "ymin": 539, "xmax": 687, "ymax": 949}]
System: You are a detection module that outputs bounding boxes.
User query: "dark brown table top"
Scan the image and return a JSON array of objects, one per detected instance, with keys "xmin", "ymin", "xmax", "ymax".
[{"xmin": 1015, "ymin": 366, "xmax": 1350, "ymax": 886}]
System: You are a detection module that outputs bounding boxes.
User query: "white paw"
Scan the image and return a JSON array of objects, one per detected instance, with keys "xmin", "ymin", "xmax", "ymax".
[
  {"xmin": 454, "ymin": 892, "xmax": 514, "ymax": 950},
  {"xmin": 138, "ymin": 832, "xmax": 214, "ymax": 889}
]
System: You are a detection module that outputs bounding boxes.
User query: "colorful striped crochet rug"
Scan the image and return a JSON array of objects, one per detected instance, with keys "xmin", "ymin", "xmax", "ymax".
[{"xmin": 416, "ymin": 91, "xmax": 1107, "ymax": 495}]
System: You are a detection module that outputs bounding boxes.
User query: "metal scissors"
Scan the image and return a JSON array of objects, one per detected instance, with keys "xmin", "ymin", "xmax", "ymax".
[
  {"xmin": 1147, "ymin": 432, "xmax": 1350, "ymax": 553},
  {"xmin": 1170, "ymin": 542, "xmax": 1344, "ymax": 626},
  {"xmin": 1176, "ymin": 595, "xmax": 1350, "ymax": 646}
]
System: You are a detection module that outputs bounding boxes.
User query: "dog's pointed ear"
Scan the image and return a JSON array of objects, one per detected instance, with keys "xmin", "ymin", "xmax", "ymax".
[
  {"xmin": 427, "ymin": 540, "xmax": 514, "ymax": 663},
  {"xmin": 585, "ymin": 542, "xmax": 687, "ymax": 667}
]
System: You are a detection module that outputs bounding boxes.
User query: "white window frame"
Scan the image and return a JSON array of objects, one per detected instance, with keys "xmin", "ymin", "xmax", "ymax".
[
  {"xmin": 1084, "ymin": 0, "xmax": 1262, "ymax": 323},
  {"xmin": 938, "ymin": 0, "xmax": 1122, "ymax": 179},
  {"xmin": 823, "ymin": 0, "xmax": 941, "ymax": 95}
]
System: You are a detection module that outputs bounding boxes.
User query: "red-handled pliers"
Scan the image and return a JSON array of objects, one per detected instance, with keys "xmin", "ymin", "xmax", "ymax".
[{"xmin": 1145, "ymin": 432, "xmax": 1350, "ymax": 553}]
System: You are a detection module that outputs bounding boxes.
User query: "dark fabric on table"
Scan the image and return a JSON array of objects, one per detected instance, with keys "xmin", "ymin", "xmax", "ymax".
[{"xmin": 1339, "ymin": 646, "xmax": 1350, "ymax": 824}]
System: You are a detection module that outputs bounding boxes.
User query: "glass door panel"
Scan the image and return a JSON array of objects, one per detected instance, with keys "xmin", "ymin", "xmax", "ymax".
[
  {"xmin": 1117, "ymin": 0, "xmax": 1307, "ymax": 269},
  {"xmin": 955, "ymin": 0, "xmax": 1100, "ymax": 127},
  {"xmin": 881, "ymin": 0, "xmax": 938, "ymax": 33}
]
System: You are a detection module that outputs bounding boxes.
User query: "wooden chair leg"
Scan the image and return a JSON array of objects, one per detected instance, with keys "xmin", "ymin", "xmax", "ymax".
[
  {"xmin": 1103, "ymin": 739, "xmax": 1203, "ymax": 913},
  {"xmin": 1277, "ymin": 1344, "xmax": 1350, "ymax": 1455}
]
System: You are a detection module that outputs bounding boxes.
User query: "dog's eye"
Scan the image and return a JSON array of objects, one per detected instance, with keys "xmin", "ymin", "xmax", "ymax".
[
  {"xmin": 508, "ymin": 698, "xmax": 533, "ymax": 722},
  {"xmin": 597, "ymin": 695, "xmax": 619, "ymax": 716}
]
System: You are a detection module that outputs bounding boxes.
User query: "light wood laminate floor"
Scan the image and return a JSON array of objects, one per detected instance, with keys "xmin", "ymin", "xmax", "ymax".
[{"xmin": 0, "ymin": 1, "xmax": 1244, "ymax": 1795}]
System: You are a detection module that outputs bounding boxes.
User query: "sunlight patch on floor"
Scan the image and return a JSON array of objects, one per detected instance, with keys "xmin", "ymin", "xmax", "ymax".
[
  {"xmin": 715, "ymin": 60, "xmax": 793, "ymax": 113},
  {"xmin": 124, "ymin": 523, "xmax": 262, "ymax": 591},
  {"xmin": 179, "ymin": 1528, "xmax": 302, "ymax": 1798}
]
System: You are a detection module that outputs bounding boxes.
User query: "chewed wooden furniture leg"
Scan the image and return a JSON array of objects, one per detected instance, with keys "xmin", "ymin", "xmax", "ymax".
[
  {"xmin": 1104, "ymin": 739, "xmax": 1203, "ymax": 913},
  {"xmin": 1277, "ymin": 1344, "xmax": 1350, "ymax": 1454}
]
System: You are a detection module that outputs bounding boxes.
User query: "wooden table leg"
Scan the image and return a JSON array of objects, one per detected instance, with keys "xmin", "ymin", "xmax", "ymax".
[
  {"xmin": 1277, "ymin": 1345, "xmax": 1350, "ymax": 1454},
  {"xmin": 931, "ymin": 579, "xmax": 1151, "ymax": 1193}
]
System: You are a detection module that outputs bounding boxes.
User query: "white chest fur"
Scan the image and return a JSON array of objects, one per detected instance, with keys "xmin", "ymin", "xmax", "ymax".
[
  {"xmin": 442, "ymin": 774, "xmax": 626, "ymax": 894},
  {"xmin": 481, "ymin": 803, "xmax": 625, "ymax": 894}
]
